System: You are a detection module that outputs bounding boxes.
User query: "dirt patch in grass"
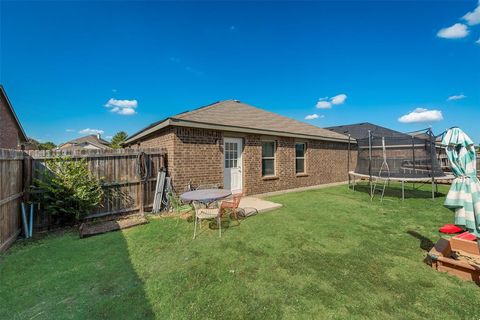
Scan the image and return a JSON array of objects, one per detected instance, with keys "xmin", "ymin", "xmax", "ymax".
[{"xmin": 79, "ymin": 215, "xmax": 148, "ymax": 238}]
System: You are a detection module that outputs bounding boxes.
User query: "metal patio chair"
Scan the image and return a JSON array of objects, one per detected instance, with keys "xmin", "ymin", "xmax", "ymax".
[
  {"xmin": 192, "ymin": 201, "xmax": 222, "ymax": 239},
  {"xmin": 220, "ymin": 193, "xmax": 243, "ymax": 224}
]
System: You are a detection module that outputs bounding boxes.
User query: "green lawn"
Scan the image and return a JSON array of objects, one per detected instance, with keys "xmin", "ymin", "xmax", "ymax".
[{"xmin": 1, "ymin": 183, "xmax": 480, "ymax": 319}]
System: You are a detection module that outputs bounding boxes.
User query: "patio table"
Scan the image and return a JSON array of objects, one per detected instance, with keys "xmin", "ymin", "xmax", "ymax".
[{"xmin": 180, "ymin": 189, "xmax": 232, "ymax": 204}]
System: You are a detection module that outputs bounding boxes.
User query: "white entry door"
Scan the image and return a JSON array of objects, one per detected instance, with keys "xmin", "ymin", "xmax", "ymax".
[{"xmin": 223, "ymin": 137, "xmax": 243, "ymax": 193}]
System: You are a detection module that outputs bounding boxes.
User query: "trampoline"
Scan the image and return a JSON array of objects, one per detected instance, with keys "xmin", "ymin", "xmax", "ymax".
[{"xmin": 344, "ymin": 127, "xmax": 454, "ymax": 201}]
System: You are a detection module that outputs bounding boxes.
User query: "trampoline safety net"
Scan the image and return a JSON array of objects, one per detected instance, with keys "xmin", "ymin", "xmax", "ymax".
[{"xmin": 355, "ymin": 132, "xmax": 445, "ymax": 179}]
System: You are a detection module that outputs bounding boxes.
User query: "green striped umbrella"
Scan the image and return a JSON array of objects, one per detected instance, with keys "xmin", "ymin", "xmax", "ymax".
[{"xmin": 442, "ymin": 127, "xmax": 480, "ymax": 236}]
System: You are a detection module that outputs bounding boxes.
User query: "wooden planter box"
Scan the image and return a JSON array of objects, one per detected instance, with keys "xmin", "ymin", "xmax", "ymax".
[
  {"xmin": 428, "ymin": 237, "xmax": 480, "ymax": 285},
  {"xmin": 450, "ymin": 233, "xmax": 480, "ymax": 256}
]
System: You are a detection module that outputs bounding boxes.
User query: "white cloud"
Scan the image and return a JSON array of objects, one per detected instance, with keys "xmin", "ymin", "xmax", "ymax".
[
  {"xmin": 105, "ymin": 98, "xmax": 137, "ymax": 108},
  {"xmin": 65, "ymin": 129, "xmax": 75, "ymax": 132},
  {"xmin": 116, "ymin": 107, "xmax": 136, "ymax": 115},
  {"xmin": 105, "ymin": 98, "xmax": 138, "ymax": 115},
  {"xmin": 315, "ymin": 93, "xmax": 347, "ymax": 108},
  {"xmin": 447, "ymin": 94, "xmax": 466, "ymax": 101},
  {"xmin": 316, "ymin": 100, "xmax": 332, "ymax": 109},
  {"xmin": 330, "ymin": 94, "xmax": 347, "ymax": 105},
  {"xmin": 230, "ymin": 25, "xmax": 238, "ymax": 31},
  {"xmin": 476, "ymin": 38, "xmax": 480, "ymax": 44},
  {"xmin": 398, "ymin": 108, "xmax": 443, "ymax": 123},
  {"xmin": 463, "ymin": 2, "xmax": 480, "ymax": 26},
  {"xmin": 437, "ymin": 23, "xmax": 469, "ymax": 39},
  {"xmin": 305, "ymin": 114, "xmax": 324, "ymax": 120},
  {"xmin": 79, "ymin": 128, "xmax": 104, "ymax": 135}
]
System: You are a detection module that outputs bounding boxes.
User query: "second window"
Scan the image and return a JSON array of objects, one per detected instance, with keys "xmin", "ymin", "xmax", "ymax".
[
  {"xmin": 262, "ymin": 141, "xmax": 276, "ymax": 176},
  {"xmin": 295, "ymin": 142, "xmax": 306, "ymax": 174}
]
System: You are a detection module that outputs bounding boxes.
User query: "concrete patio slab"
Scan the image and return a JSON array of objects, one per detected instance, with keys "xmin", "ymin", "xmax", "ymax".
[{"xmin": 239, "ymin": 196, "xmax": 282, "ymax": 216}]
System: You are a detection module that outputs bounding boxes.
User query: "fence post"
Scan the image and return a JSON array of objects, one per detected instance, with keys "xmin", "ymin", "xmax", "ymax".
[{"xmin": 140, "ymin": 181, "xmax": 145, "ymax": 216}]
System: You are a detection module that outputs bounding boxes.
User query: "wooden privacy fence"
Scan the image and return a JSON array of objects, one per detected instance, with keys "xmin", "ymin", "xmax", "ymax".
[
  {"xmin": 25, "ymin": 148, "xmax": 166, "ymax": 229},
  {"xmin": 0, "ymin": 148, "xmax": 166, "ymax": 251},
  {"xmin": 0, "ymin": 149, "xmax": 25, "ymax": 252}
]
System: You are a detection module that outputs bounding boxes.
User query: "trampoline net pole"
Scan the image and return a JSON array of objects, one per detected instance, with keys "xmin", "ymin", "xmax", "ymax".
[
  {"xmin": 429, "ymin": 128, "xmax": 435, "ymax": 200},
  {"xmin": 368, "ymin": 130, "xmax": 372, "ymax": 197},
  {"xmin": 347, "ymin": 134, "xmax": 351, "ymax": 189},
  {"xmin": 412, "ymin": 135, "xmax": 416, "ymax": 190},
  {"xmin": 411, "ymin": 136, "xmax": 416, "ymax": 175}
]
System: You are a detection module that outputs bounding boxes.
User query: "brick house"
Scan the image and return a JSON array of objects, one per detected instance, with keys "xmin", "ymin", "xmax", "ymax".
[
  {"xmin": 124, "ymin": 100, "xmax": 356, "ymax": 195},
  {"xmin": 58, "ymin": 134, "xmax": 112, "ymax": 151},
  {"xmin": 0, "ymin": 86, "xmax": 28, "ymax": 149}
]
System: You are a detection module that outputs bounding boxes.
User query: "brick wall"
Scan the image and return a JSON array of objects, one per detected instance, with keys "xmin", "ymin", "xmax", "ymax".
[
  {"xmin": 128, "ymin": 126, "xmax": 356, "ymax": 195},
  {"xmin": 129, "ymin": 127, "xmax": 176, "ymax": 182},
  {"xmin": 130, "ymin": 127, "xmax": 224, "ymax": 192},
  {"xmin": 172, "ymin": 127, "xmax": 223, "ymax": 192},
  {"xmin": 242, "ymin": 134, "xmax": 356, "ymax": 195},
  {"xmin": 0, "ymin": 94, "xmax": 21, "ymax": 149}
]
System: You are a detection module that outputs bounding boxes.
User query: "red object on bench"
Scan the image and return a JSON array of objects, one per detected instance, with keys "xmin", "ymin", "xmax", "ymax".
[
  {"xmin": 454, "ymin": 231, "xmax": 477, "ymax": 241},
  {"xmin": 439, "ymin": 224, "xmax": 463, "ymax": 234}
]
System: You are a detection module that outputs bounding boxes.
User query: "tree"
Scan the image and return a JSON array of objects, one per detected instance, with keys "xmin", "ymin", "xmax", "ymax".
[
  {"xmin": 38, "ymin": 141, "xmax": 57, "ymax": 150},
  {"xmin": 110, "ymin": 131, "xmax": 128, "ymax": 149},
  {"xmin": 31, "ymin": 156, "xmax": 104, "ymax": 223},
  {"xmin": 27, "ymin": 138, "xmax": 56, "ymax": 150}
]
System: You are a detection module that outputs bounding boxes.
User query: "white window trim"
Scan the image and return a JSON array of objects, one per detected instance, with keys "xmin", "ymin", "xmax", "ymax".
[
  {"xmin": 295, "ymin": 142, "xmax": 306, "ymax": 174},
  {"xmin": 262, "ymin": 140, "xmax": 276, "ymax": 177},
  {"xmin": 224, "ymin": 141, "xmax": 239, "ymax": 169}
]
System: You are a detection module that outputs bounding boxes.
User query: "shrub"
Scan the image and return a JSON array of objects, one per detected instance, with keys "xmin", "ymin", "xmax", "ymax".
[{"xmin": 31, "ymin": 156, "xmax": 104, "ymax": 222}]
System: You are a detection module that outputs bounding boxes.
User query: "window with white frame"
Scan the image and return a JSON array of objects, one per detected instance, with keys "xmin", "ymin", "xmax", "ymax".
[
  {"xmin": 262, "ymin": 141, "xmax": 276, "ymax": 176},
  {"xmin": 295, "ymin": 142, "xmax": 306, "ymax": 174},
  {"xmin": 224, "ymin": 142, "xmax": 238, "ymax": 168}
]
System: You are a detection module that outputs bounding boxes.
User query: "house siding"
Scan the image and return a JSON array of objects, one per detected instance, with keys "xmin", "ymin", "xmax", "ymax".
[
  {"xmin": 0, "ymin": 93, "xmax": 21, "ymax": 149},
  {"xmin": 128, "ymin": 126, "xmax": 356, "ymax": 196}
]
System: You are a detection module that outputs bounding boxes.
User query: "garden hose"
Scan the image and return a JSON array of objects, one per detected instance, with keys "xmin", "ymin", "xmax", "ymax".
[{"xmin": 136, "ymin": 152, "xmax": 150, "ymax": 182}]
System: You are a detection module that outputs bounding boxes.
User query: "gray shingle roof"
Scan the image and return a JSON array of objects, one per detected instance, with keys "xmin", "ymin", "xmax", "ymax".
[
  {"xmin": 326, "ymin": 122, "xmax": 411, "ymax": 140},
  {"xmin": 126, "ymin": 100, "xmax": 351, "ymax": 143},
  {"xmin": 59, "ymin": 135, "xmax": 111, "ymax": 149}
]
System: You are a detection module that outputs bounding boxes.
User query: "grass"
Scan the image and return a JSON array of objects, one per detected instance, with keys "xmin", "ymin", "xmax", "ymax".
[{"xmin": 2, "ymin": 183, "xmax": 480, "ymax": 319}]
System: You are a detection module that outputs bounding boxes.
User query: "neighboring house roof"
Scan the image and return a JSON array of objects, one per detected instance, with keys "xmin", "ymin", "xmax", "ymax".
[
  {"xmin": 408, "ymin": 130, "xmax": 443, "ymax": 143},
  {"xmin": 59, "ymin": 135, "xmax": 111, "ymax": 150},
  {"xmin": 326, "ymin": 122, "xmax": 413, "ymax": 140},
  {"xmin": 125, "ymin": 100, "xmax": 351, "ymax": 144},
  {"xmin": 0, "ymin": 85, "xmax": 28, "ymax": 143}
]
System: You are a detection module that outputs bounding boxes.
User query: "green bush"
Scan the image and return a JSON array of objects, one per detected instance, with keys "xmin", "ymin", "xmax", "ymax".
[{"xmin": 31, "ymin": 156, "xmax": 104, "ymax": 222}]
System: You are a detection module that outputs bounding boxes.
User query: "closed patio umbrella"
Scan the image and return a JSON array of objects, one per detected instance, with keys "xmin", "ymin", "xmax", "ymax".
[{"xmin": 442, "ymin": 127, "xmax": 480, "ymax": 236}]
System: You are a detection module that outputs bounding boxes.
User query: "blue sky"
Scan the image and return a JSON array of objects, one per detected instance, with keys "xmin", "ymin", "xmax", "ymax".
[{"xmin": 1, "ymin": 1, "xmax": 479, "ymax": 144}]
